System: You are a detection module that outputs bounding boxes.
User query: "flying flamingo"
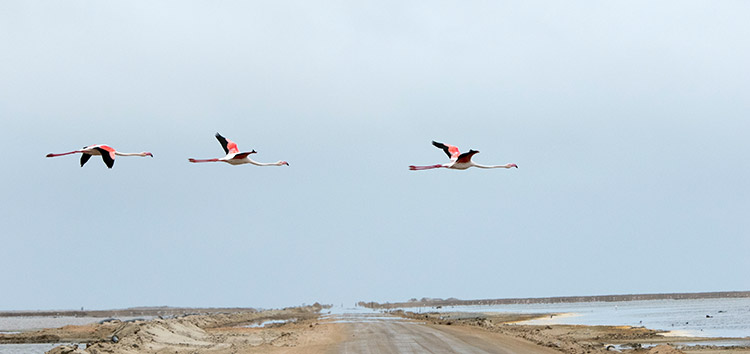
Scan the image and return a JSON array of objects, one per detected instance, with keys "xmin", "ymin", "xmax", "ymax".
[
  {"xmin": 46, "ymin": 144, "xmax": 153, "ymax": 169},
  {"xmin": 188, "ymin": 133, "xmax": 289, "ymax": 166},
  {"xmin": 409, "ymin": 141, "xmax": 518, "ymax": 171}
]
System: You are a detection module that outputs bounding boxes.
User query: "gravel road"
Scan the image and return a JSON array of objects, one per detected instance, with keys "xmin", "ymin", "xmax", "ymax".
[{"xmin": 333, "ymin": 313, "xmax": 560, "ymax": 354}]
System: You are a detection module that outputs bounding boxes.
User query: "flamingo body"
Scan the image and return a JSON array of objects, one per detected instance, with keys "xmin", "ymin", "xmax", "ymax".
[
  {"xmin": 46, "ymin": 144, "xmax": 153, "ymax": 168},
  {"xmin": 409, "ymin": 141, "xmax": 517, "ymax": 171},
  {"xmin": 188, "ymin": 133, "xmax": 289, "ymax": 166}
]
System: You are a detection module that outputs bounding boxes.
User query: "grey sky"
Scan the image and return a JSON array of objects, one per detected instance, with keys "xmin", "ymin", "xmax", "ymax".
[{"xmin": 1, "ymin": 1, "xmax": 748, "ymax": 310}]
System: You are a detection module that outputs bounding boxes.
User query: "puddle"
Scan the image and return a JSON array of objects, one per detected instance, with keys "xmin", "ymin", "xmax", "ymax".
[
  {"xmin": 241, "ymin": 319, "xmax": 295, "ymax": 328},
  {"xmin": 0, "ymin": 343, "xmax": 83, "ymax": 354}
]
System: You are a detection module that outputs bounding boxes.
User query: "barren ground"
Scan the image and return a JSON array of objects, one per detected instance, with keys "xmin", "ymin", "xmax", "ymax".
[{"xmin": 2, "ymin": 306, "xmax": 749, "ymax": 353}]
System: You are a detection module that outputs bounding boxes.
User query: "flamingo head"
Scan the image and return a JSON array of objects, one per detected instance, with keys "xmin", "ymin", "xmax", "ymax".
[
  {"xmin": 143, "ymin": 152, "xmax": 154, "ymax": 157},
  {"xmin": 279, "ymin": 161, "xmax": 289, "ymax": 166},
  {"xmin": 509, "ymin": 163, "xmax": 518, "ymax": 168}
]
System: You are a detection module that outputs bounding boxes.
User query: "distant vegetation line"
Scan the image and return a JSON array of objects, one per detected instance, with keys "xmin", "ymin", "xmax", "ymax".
[
  {"xmin": 359, "ymin": 291, "xmax": 750, "ymax": 309},
  {"xmin": 0, "ymin": 306, "xmax": 259, "ymax": 318}
]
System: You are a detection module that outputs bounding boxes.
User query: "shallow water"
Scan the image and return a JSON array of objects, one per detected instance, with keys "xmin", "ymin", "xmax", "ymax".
[
  {"xmin": 242, "ymin": 319, "xmax": 295, "ymax": 328},
  {"xmin": 0, "ymin": 343, "xmax": 80, "ymax": 354},
  {"xmin": 397, "ymin": 297, "xmax": 750, "ymax": 338}
]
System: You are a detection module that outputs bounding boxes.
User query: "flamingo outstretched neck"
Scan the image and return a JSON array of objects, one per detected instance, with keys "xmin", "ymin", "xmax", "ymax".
[{"xmin": 472, "ymin": 163, "xmax": 518, "ymax": 169}]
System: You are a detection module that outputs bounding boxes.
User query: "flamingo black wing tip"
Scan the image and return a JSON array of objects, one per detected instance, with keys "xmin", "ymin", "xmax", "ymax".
[
  {"xmin": 215, "ymin": 133, "xmax": 231, "ymax": 154},
  {"xmin": 80, "ymin": 153, "xmax": 92, "ymax": 167},
  {"xmin": 431, "ymin": 141, "xmax": 453, "ymax": 158}
]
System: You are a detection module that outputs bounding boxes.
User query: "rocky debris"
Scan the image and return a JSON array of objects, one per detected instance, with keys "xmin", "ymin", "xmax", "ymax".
[
  {"xmin": 82, "ymin": 319, "xmax": 222, "ymax": 354},
  {"xmin": 269, "ymin": 331, "xmax": 298, "ymax": 347},
  {"xmin": 604, "ymin": 344, "xmax": 620, "ymax": 352}
]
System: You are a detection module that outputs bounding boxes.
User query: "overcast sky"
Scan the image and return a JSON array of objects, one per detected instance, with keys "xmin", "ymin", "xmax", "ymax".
[{"xmin": 1, "ymin": 1, "xmax": 749, "ymax": 310}]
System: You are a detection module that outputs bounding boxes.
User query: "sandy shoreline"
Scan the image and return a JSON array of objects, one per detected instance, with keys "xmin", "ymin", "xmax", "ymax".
[{"xmin": 1, "ymin": 305, "xmax": 749, "ymax": 353}]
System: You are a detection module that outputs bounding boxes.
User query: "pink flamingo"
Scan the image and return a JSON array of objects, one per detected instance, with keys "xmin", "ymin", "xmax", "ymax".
[
  {"xmin": 409, "ymin": 141, "xmax": 518, "ymax": 171},
  {"xmin": 188, "ymin": 133, "xmax": 289, "ymax": 166},
  {"xmin": 46, "ymin": 144, "xmax": 153, "ymax": 168}
]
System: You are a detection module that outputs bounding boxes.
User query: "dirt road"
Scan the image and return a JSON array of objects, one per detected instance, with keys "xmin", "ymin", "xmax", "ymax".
[{"xmin": 332, "ymin": 313, "xmax": 560, "ymax": 354}]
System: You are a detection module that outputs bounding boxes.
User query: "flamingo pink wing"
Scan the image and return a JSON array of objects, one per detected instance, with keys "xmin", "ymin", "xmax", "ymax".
[
  {"xmin": 215, "ymin": 133, "xmax": 240, "ymax": 154},
  {"xmin": 97, "ymin": 145, "xmax": 116, "ymax": 159},
  {"xmin": 432, "ymin": 141, "xmax": 460, "ymax": 160},
  {"xmin": 448, "ymin": 145, "xmax": 459, "ymax": 160},
  {"xmin": 226, "ymin": 140, "xmax": 239, "ymax": 154}
]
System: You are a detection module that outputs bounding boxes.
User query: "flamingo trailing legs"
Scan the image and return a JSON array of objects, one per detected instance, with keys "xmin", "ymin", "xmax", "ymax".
[
  {"xmin": 409, "ymin": 141, "xmax": 517, "ymax": 171},
  {"xmin": 46, "ymin": 144, "xmax": 153, "ymax": 168},
  {"xmin": 188, "ymin": 133, "xmax": 289, "ymax": 166}
]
